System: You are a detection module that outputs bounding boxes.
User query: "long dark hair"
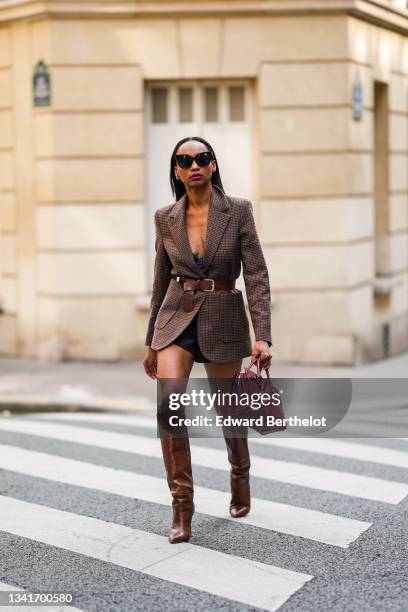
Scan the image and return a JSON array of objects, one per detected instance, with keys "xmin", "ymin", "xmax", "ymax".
[{"xmin": 169, "ymin": 136, "xmax": 224, "ymax": 200}]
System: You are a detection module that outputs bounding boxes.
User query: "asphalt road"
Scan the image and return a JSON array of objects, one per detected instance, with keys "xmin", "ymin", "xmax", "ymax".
[{"xmin": 0, "ymin": 409, "xmax": 407, "ymax": 611}]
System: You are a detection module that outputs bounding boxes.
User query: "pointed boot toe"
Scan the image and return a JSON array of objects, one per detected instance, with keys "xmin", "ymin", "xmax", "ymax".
[
  {"xmin": 169, "ymin": 525, "xmax": 191, "ymax": 544},
  {"xmin": 230, "ymin": 503, "xmax": 250, "ymax": 518}
]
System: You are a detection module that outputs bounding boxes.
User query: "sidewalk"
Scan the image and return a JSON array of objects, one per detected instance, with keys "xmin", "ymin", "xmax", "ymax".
[{"xmin": 0, "ymin": 351, "xmax": 407, "ymax": 413}]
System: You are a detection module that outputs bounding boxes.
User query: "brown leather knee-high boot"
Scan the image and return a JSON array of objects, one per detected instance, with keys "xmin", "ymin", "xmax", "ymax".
[
  {"xmin": 160, "ymin": 433, "xmax": 194, "ymax": 543},
  {"xmin": 223, "ymin": 431, "xmax": 251, "ymax": 518}
]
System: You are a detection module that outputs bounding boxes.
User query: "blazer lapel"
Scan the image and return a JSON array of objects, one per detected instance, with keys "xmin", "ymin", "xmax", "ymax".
[
  {"xmin": 168, "ymin": 192, "xmax": 194, "ymax": 273},
  {"xmin": 201, "ymin": 185, "xmax": 230, "ymax": 274},
  {"xmin": 168, "ymin": 184, "xmax": 231, "ymax": 277}
]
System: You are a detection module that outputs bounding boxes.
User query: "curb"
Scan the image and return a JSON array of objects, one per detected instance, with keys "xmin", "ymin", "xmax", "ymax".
[{"xmin": 0, "ymin": 395, "xmax": 148, "ymax": 414}]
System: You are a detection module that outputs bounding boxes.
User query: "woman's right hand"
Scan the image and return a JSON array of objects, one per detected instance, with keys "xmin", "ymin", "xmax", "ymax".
[{"xmin": 143, "ymin": 347, "xmax": 158, "ymax": 380}]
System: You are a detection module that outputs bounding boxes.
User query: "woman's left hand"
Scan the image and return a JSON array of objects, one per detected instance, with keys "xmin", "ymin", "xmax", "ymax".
[{"xmin": 251, "ymin": 340, "xmax": 272, "ymax": 370}]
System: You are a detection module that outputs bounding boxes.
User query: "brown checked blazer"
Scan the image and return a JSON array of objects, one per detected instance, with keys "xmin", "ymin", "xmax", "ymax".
[{"xmin": 145, "ymin": 184, "xmax": 273, "ymax": 363}]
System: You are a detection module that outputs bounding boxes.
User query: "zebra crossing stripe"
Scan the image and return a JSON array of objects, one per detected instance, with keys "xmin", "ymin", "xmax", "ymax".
[
  {"xmin": 0, "ymin": 443, "xmax": 370, "ymax": 548},
  {"xmin": 31, "ymin": 411, "xmax": 157, "ymax": 428},
  {"xmin": 250, "ymin": 437, "xmax": 408, "ymax": 469},
  {"xmin": 0, "ymin": 418, "xmax": 407, "ymax": 503},
  {"xmin": 31, "ymin": 412, "xmax": 408, "ymax": 468},
  {"xmin": 0, "ymin": 496, "xmax": 313, "ymax": 612}
]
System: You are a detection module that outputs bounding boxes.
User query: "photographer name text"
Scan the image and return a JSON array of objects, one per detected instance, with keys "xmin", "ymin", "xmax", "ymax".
[{"xmin": 167, "ymin": 415, "xmax": 327, "ymax": 428}]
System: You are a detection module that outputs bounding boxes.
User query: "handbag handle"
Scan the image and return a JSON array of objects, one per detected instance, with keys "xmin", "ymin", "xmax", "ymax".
[
  {"xmin": 249, "ymin": 355, "xmax": 271, "ymax": 379},
  {"xmin": 232, "ymin": 356, "xmax": 271, "ymax": 381}
]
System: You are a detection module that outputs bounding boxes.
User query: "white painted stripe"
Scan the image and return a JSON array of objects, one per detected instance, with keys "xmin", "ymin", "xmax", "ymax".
[
  {"xmin": 0, "ymin": 496, "xmax": 313, "ymax": 611},
  {"xmin": 30, "ymin": 412, "xmax": 408, "ymax": 450},
  {"xmin": 347, "ymin": 412, "xmax": 408, "ymax": 426},
  {"xmin": 31, "ymin": 411, "xmax": 157, "ymax": 430},
  {"xmin": 31, "ymin": 413, "xmax": 408, "ymax": 464},
  {"xmin": 250, "ymin": 437, "xmax": 408, "ymax": 470},
  {"xmin": 0, "ymin": 581, "xmax": 84, "ymax": 611},
  {"xmin": 0, "ymin": 443, "xmax": 370, "ymax": 548},
  {"xmin": 0, "ymin": 419, "xmax": 407, "ymax": 503},
  {"xmin": 31, "ymin": 410, "xmax": 408, "ymax": 444},
  {"xmin": 334, "ymin": 421, "xmax": 407, "ymax": 438}
]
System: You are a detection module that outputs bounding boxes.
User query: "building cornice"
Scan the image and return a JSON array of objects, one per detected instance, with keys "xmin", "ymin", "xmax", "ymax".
[{"xmin": 0, "ymin": 0, "xmax": 407, "ymax": 35}]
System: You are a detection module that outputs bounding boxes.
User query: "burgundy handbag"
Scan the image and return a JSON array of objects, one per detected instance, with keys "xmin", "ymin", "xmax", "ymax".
[{"xmin": 228, "ymin": 356, "xmax": 286, "ymax": 435}]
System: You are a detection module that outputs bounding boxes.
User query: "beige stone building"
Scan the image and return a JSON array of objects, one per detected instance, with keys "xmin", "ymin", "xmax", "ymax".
[{"xmin": 0, "ymin": 0, "xmax": 407, "ymax": 365}]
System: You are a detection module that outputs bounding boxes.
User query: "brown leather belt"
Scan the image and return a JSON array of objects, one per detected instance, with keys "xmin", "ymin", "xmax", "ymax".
[{"xmin": 172, "ymin": 274, "xmax": 235, "ymax": 313}]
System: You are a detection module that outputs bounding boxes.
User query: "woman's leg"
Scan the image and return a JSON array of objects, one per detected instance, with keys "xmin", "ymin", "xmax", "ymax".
[
  {"xmin": 204, "ymin": 360, "xmax": 251, "ymax": 518},
  {"xmin": 156, "ymin": 344, "xmax": 195, "ymax": 543}
]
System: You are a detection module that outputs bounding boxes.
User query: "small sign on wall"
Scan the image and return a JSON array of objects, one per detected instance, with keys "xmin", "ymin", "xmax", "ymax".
[
  {"xmin": 352, "ymin": 69, "xmax": 363, "ymax": 121},
  {"xmin": 33, "ymin": 60, "xmax": 51, "ymax": 107}
]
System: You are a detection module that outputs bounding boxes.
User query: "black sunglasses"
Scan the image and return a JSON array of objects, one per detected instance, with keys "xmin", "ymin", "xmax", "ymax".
[{"xmin": 175, "ymin": 151, "xmax": 214, "ymax": 170}]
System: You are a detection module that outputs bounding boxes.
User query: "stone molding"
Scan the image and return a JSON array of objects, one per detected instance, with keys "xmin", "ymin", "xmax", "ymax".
[{"xmin": 0, "ymin": 1, "xmax": 407, "ymax": 35}]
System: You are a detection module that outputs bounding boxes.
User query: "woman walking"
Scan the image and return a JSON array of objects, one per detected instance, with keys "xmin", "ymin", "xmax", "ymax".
[{"xmin": 143, "ymin": 136, "xmax": 273, "ymax": 544}]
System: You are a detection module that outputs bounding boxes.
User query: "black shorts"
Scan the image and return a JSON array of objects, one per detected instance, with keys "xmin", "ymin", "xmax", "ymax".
[{"xmin": 172, "ymin": 313, "xmax": 210, "ymax": 363}]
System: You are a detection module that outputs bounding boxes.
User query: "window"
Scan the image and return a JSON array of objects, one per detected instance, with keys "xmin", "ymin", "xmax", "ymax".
[
  {"xmin": 373, "ymin": 80, "xmax": 390, "ymax": 279},
  {"xmin": 228, "ymin": 86, "xmax": 245, "ymax": 121},
  {"xmin": 151, "ymin": 88, "xmax": 168, "ymax": 123},
  {"xmin": 204, "ymin": 87, "xmax": 218, "ymax": 122},
  {"xmin": 178, "ymin": 87, "xmax": 193, "ymax": 122}
]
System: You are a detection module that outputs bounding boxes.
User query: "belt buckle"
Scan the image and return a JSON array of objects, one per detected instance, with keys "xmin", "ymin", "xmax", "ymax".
[{"xmin": 202, "ymin": 278, "xmax": 215, "ymax": 292}]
